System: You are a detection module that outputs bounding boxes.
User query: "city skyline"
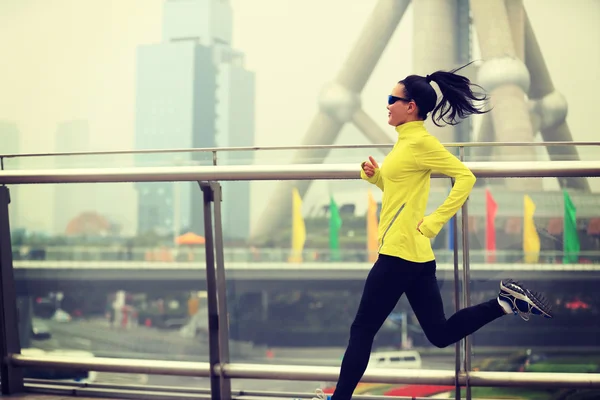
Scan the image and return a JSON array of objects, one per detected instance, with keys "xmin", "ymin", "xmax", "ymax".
[{"xmin": 0, "ymin": 0, "xmax": 598, "ymax": 235}]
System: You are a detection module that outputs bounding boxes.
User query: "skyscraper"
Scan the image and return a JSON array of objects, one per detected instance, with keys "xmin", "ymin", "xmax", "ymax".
[
  {"xmin": 134, "ymin": 0, "xmax": 255, "ymax": 239},
  {"xmin": 215, "ymin": 49, "xmax": 255, "ymax": 241}
]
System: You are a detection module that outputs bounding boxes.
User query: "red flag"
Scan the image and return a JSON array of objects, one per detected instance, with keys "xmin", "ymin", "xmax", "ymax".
[{"xmin": 486, "ymin": 188, "xmax": 498, "ymax": 263}]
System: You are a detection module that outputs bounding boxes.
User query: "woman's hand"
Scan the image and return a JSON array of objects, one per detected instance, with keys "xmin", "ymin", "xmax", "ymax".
[{"xmin": 361, "ymin": 156, "xmax": 379, "ymax": 178}]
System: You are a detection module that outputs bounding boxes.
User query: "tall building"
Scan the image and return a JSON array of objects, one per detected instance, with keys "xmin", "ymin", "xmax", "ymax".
[
  {"xmin": 135, "ymin": 0, "xmax": 255, "ymax": 239},
  {"xmin": 215, "ymin": 49, "xmax": 255, "ymax": 241},
  {"xmin": 53, "ymin": 120, "xmax": 96, "ymax": 235},
  {"xmin": 0, "ymin": 121, "xmax": 21, "ymax": 229}
]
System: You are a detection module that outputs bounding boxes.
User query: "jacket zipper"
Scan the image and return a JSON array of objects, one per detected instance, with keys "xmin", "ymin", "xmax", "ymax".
[{"xmin": 379, "ymin": 203, "xmax": 405, "ymax": 251}]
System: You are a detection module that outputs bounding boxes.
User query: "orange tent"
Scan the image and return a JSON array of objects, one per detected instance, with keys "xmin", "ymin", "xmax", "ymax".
[{"xmin": 175, "ymin": 232, "xmax": 205, "ymax": 245}]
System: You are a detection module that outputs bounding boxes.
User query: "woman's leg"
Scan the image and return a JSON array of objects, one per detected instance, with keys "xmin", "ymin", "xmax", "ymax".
[
  {"xmin": 405, "ymin": 261, "xmax": 505, "ymax": 348},
  {"xmin": 332, "ymin": 255, "xmax": 422, "ymax": 400}
]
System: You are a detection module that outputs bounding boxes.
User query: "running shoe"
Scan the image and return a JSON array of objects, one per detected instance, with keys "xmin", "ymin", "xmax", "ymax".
[{"xmin": 498, "ymin": 279, "xmax": 552, "ymax": 320}]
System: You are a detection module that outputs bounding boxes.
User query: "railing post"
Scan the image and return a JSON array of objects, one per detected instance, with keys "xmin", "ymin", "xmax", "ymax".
[
  {"xmin": 199, "ymin": 181, "xmax": 232, "ymax": 400},
  {"xmin": 210, "ymin": 181, "xmax": 232, "ymax": 399},
  {"xmin": 0, "ymin": 185, "xmax": 24, "ymax": 394},
  {"xmin": 459, "ymin": 147, "xmax": 472, "ymax": 400},
  {"xmin": 450, "ymin": 178, "xmax": 462, "ymax": 400}
]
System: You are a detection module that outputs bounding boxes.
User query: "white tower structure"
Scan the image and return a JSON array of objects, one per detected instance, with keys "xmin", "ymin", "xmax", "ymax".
[{"xmin": 250, "ymin": 0, "xmax": 587, "ymax": 243}]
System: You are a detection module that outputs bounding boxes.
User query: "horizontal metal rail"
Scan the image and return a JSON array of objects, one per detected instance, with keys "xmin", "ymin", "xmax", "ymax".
[
  {"xmin": 468, "ymin": 370, "xmax": 600, "ymax": 389},
  {"xmin": 1, "ymin": 161, "xmax": 600, "ymax": 185},
  {"xmin": 24, "ymin": 383, "xmax": 456, "ymax": 400},
  {"xmin": 12, "ymin": 260, "xmax": 600, "ymax": 272},
  {"xmin": 0, "ymin": 141, "xmax": 599, "ymax": 160},
  {"xmin": 24, "ymin": 380, "xmax": 443, "ymax": 400},
  {"xmin": 10, "ymin": 354, "xmax": 210, "ymax": 377},
  {"xmin": 0, "ymin": 139, "xmax": 600, "ymax": 158},
  {"xmin": 10, "ymin": 355, "xmax": 600, "ymax": 389},
  {"xmin": 219, "ymin": 362, "xmax": 454, "ymax": 385},
  {"xmin": 25, "ymin": 382, "xmax": 211, "ymax": 400}
]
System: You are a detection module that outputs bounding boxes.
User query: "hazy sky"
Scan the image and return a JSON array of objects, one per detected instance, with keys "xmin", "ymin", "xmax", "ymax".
[{"xmin": 0, "ymin": 0, "xmax": 598, "ymax": 233}]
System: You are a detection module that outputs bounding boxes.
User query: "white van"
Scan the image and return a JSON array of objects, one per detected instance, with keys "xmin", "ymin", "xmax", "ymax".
[{"xmin": 367, "ymin": 350, "xmax": 422, "ymax": 369}]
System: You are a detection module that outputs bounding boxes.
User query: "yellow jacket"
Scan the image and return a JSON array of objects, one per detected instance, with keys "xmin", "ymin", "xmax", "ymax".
[{"xmin": 361, "ymin": 121, "xmax": 475, "ymax": 262}]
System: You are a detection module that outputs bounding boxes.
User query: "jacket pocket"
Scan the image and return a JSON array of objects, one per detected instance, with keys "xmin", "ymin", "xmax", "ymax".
[{"xmin": 379, "ymin": 203, "xmax": 405, "ymax": 251}]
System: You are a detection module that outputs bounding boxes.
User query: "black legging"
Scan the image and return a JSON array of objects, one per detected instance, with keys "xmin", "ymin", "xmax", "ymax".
[{"xmin": 332, "ymin": 254, "xmax": 505, "ymax": 400}]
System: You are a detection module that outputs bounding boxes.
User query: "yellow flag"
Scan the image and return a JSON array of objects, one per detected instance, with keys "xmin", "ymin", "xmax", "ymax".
[
  {"xmin": 367, "ymin": 190, "xmax": 379, "ymax": 262},
  {"xmin": 523, "ymin": 195, "xmax": 540, "ymax": 263},
  {"xmin": 288, "ymin": 187, "xmax": 306, "ymax": 263}
]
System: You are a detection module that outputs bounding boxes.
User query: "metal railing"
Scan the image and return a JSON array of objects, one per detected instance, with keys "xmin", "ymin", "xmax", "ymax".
[
  {"xmin": 10, "ymin": 245, "xmax": 600, "ymax": 264},
  {"xmin": 1, "ymin": 140, "xmax": 599, "ymax": 161},
  {"xmin": 0, "ymin": 159, "xmax": 599, "ymax": 184},
  {"xmin": 1, "ymin": 159, "xmax": 600, "ymax": 400},
  {"xmin": 8, "ymin": 353, "xmax": 600, "ymax": 387}
]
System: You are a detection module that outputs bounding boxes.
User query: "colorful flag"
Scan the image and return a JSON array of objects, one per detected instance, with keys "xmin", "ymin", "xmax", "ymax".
[
  {"xmin": 288, "ymin": 187, "xmax": 306, "ymax": 263},
  {"xmin": 523, "ymin": 195, "xmax": 540, "ymax": 263},
  {"xmin": 563, "ymin": 190, "xmax": 580, "ymax": 264},
  {"xmin": 329, "ymin": 195, "xmax": 342, "ymax": 261},
  {"xmin": 485, "ymin": 188, "xmax": 498, "ymax": 263},
  {"xmin": 367, "ymin": 190, "xmax": 379, "ymax": 262}
]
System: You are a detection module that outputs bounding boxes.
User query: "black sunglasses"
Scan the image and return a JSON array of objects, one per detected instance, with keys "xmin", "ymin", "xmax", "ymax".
[{"xmin": 388, "ymin": 95, "xmax": 411, "ymax": 105}]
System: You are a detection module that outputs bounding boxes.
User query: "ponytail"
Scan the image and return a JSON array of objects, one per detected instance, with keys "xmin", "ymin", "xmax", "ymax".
[
  {"xmin": 427, "ymin": 62, "xmax": 489, "ymax": 126},
  {"xmin": 399, "ymin": 62, "xmax": 489, "ymax": 127}
]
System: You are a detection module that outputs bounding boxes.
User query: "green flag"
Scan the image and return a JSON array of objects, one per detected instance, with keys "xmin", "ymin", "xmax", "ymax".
[
  {"xmin": 329, "ymin": 196, "xmax": 343, "ymax": 261},
  {"xmin": 563, "ymin": 190, "xmax": 580, "ymax": 264}
]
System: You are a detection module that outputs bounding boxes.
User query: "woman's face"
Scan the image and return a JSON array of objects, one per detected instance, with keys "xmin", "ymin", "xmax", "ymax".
[{"xmin": 387, "ymin": 83, "xmax": 417, "ymax": 126}]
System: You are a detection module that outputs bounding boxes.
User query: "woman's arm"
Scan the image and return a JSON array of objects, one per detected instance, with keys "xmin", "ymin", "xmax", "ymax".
[{"xmin": 414, "ymin": 136, "xmax": 476, "ymax": 238}]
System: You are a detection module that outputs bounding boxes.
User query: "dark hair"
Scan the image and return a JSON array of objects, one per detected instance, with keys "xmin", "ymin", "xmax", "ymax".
[{"xmin": 399, "ymin": 62, "xmax": 489, "ymax": 127}]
